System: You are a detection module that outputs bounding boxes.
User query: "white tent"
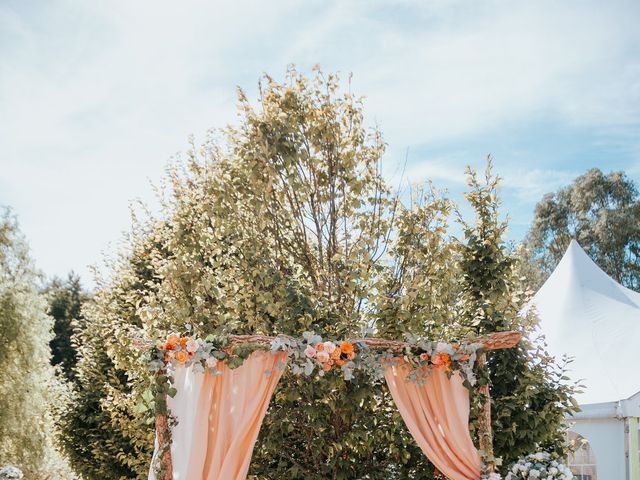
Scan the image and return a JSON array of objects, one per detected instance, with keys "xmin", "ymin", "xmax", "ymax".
[{"xmin": 530, "ymin": 239, "xmax": 640, "ymax": 405}]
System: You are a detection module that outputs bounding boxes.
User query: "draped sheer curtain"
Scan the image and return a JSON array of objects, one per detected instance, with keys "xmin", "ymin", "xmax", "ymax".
[
  {"xmin": 385, "ymin": 363, "xmax": 481, "ymax": 480},
  {"xmin": 150, "ymin": 352, "xmax": 481, "ymax": 480},
  {"xmin": 149, "ymin": 351, "xmax": 287, "ymax": 480}
]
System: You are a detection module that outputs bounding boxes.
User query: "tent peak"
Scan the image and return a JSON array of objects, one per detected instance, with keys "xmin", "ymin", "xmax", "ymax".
[
  {"xmin": 531, "ymin": 238, "xmax": 640, "ymax": 404},
  {"xmin": 554, "ymin": 239, "xmax": 610, "ymax": 286}
]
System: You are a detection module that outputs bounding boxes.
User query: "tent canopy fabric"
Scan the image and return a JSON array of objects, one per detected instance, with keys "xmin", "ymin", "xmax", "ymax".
[{"xmin": 530, "ymin": 239, "xmax": 640, "ymax": 405}]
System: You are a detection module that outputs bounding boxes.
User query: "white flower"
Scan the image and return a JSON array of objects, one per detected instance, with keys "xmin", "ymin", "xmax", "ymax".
[
  {"xmin": 436, "ymin": 342, "xmax": 449, "ymax": 352},
  {"xmin": 304, "ymin": 345, "xmax": 317, "ymax": 358},
  {"xmin": 548, "ymin": 467, "xmax": 558, "ymax": 475},
  {"xmin": 533, "ymin": 452, "xmax": 546, "ymax": 461},
  {"xmin": 186, "ymin": 339, "xmax": 199, "ymax": 353},
  {"xmin": 529, "ymin": 470, "xmax": 540, "ymax": 478},
  {"xmin": 205, "ymin": 357, "xmax": 218, "ymax": 368},
  {"xmin": 323, "ymin": 341, "xmax": 337, "ymax": 353}
]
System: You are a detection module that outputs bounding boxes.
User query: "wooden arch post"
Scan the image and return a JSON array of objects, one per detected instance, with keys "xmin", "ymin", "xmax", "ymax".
[
  {"xmin": 477, "ymin": 350, "xmax": 495, "ymax": 473},
  {"xmin": 152, "ymin": 330, "xmax": 521, "ymax": 480}
]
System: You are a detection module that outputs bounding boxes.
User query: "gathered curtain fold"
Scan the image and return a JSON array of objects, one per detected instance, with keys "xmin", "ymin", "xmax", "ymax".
[
  {"xmin": 149, "ymin": 350, "xmax": 287, "ymax": 480},
  {"xmin": 384, "ymin": 363, "xmax": 482, "ymax": 480}
]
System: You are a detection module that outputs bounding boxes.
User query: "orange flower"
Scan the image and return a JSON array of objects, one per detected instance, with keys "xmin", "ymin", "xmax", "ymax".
[
  {"xmin": 340, "ymin": 341, "xmax": 354, "ymax": 354},
  {"xmin": 432, "ymin": 353, "xmax": 451, "ymax": 370},
  {"xmin": 346, "ymin": 351, "xmax": 355, "ymax": 360},
  {"xmin": 174, "ymin": 350, "xmax": 188, "ymax": 363},
  {"xmin": 315, "ymin": 342, "xmax": 325, "ymax": 352},
  {"xmin": 164, "ymin": 351, "xmax": 175, "ymax": 362},
  {"xmin": 331, "ymin": 347, "xmax": 342, "ymax": 360},
  {"xmin": 166, "ymin": 333, "xmax": 180, "ymax": 347},
  {"xmin": 451, "ymin": 342, "xmax": 460, "ymax": 350},
  {"xmin": 164, "ymin": 343, "xmax": 176, "ymax": 351},
  {"xmin": 322, "ymin": 362, "xmax": 332, "ymax": 372},
  {"xmin": 335, "ymin": 358, "xmax": 345, "ymax": 367},
  {"xmin": 179, "ymin": 337, "xmax": 189, "ymax": 348}
]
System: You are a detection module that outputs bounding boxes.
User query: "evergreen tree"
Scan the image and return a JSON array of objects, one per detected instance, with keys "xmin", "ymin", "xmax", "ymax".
[
  {"xmin": 46, "ymin": 272, "xmax": 87, "ymax": 381},
  {"xmin": 54, "ymin": 249, "xmax": 158, "ymax": 479},
  {"xmin": 458, "ymin": 161, "xmax": 579, "ymax": 468}
]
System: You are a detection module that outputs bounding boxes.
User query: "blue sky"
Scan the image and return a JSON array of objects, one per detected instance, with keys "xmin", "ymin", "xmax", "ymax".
[{"xmin": 1, "ymin": 0, "xmax": 639, "ymax": 286}]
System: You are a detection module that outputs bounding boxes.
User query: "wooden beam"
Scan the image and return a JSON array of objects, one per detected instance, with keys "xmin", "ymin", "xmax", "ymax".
[{"xmin": 229, "ymin": 330, "xmax": 522, "ymax": 352}]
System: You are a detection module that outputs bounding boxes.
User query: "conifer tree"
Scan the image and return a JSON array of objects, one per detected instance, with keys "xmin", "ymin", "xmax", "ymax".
[{"xmin": 458, "ymin": 161, "xmax": 578, "ymax": 467}]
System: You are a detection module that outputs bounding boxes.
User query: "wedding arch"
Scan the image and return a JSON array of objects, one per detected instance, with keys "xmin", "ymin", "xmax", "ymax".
[{"xmin": 144, "ymin": 329, "xmax": 521, "ymax": 480}]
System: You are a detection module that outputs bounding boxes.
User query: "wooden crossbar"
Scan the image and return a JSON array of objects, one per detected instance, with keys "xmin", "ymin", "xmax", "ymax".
[{"xmin": 228, "ymin": 330, "xmax": 521, "ymax": 351}]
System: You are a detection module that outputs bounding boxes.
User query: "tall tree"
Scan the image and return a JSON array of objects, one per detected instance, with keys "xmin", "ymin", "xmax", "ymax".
[
  {"xmin": 46, "ymin": 272, "xmax": 88, "ymax": 380},
  {"xmin": 526, "ymin": 168, "xmax": 640, "ymax": 290},
  {"xmin": 0, "ymin": 209, "xmax": 73, "ymax": 478},
  {"xmin": 458, "ymin": 161, "xmax": 579, "ymax": 467},
  {"xmin": 61, "ymin": 70, "xmax": 577, "ymax": 479}
]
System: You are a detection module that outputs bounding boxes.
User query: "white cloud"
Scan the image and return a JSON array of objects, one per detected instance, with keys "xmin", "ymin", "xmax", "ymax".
[
  {"xmin": 501, "ymin": 168, "xmax": 577, "ymax": 203},
  {"xmin": 1, "ymin": 0, "xmax": 639, "ymax": 284}
]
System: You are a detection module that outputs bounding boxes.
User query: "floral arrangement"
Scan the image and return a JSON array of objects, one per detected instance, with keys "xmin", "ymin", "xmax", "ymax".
[
  {"xmin": 400, "ymin": 335, "xmax": 481, "ymax": 387},
  {"xmin": 140, "ymin": 327, "xmax": 483, "ymax": 415},
  {"xmin": 148, "ymin": 329, "xmax": 482, "ymax": 383},
  {"xmin": 273, "ymin": 331, "xmax": 358, "ymax": 379},
  {"xmin": 505, "ymin": 452, "xmax": 574, "ymax": 480}
]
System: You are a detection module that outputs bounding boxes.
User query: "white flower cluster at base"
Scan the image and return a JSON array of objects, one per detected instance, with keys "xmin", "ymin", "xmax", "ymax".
[
  {"xmin": 504, "ymin": 452, "xmax": 574, "ymax": 480},
  {"xmin": 481, "ymin": 473, "xmax": 503, "ymax": 480},
  {"xmin": 0, "ymin": 466, "xmax": 23, "ymax": 480}
]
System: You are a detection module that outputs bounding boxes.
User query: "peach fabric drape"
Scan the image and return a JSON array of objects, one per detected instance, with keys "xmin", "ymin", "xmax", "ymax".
[
  {"xmin": 149, "ymin": 351, "xmax": 287, "ymax": 480},
  {"xmin": 385, "ymin": 364, "xmax": 481, "ymax": 480}
]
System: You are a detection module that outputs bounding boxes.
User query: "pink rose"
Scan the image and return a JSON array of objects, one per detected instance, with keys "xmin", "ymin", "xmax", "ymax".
[
  {"xmin": 316, "ymin": 351, "xmax": 330, "ymax": 363},
  {"xmin": 304, "ymin": 345, "xmax": 317, "ymax": 358},
  {"xmin": 323, "ymin": 341, "xmax": 337, "ymax": 354},
  {"xmin": 419, "ymin": 352, "xmax": 430, "ymax": 361}
]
